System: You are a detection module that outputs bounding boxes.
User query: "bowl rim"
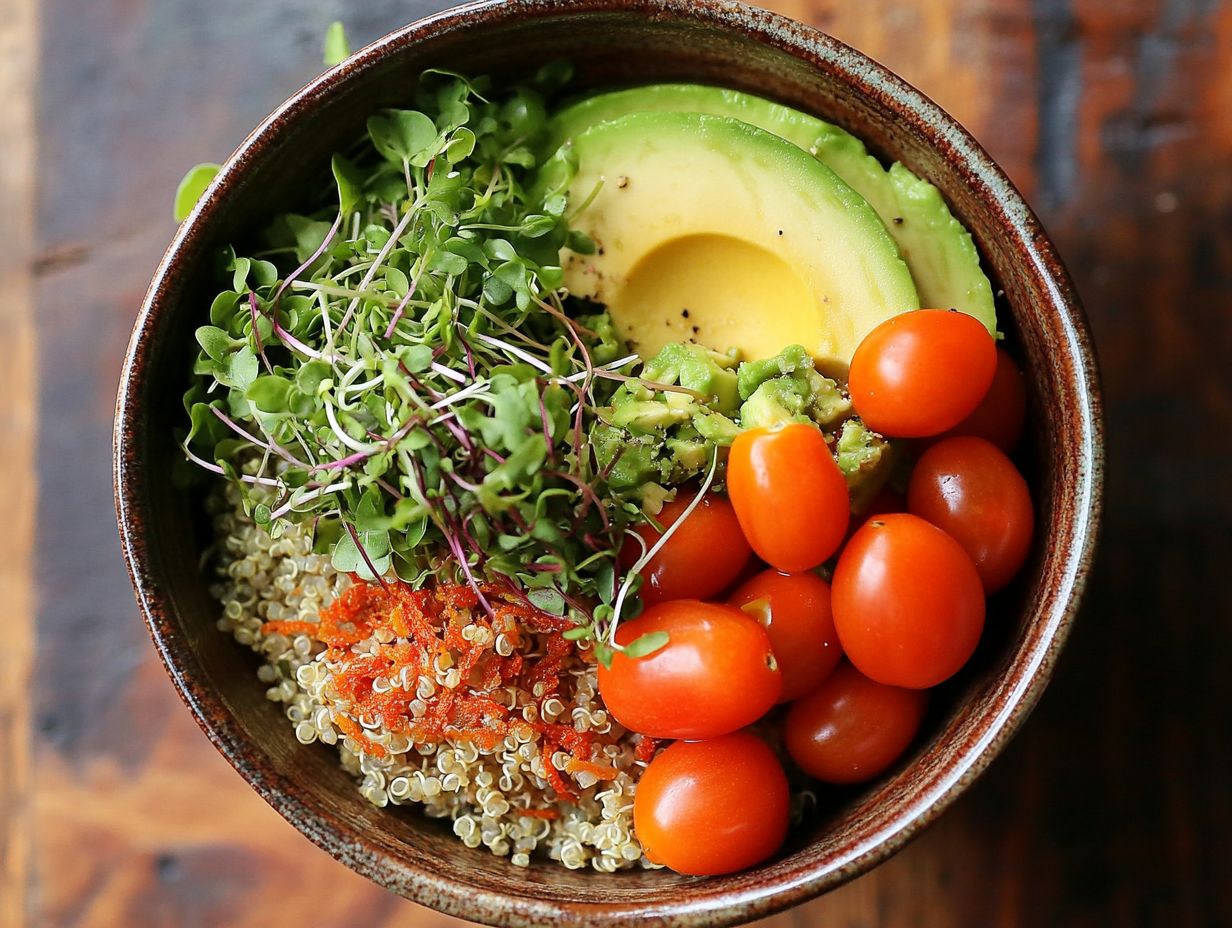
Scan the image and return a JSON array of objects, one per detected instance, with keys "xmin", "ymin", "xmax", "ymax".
[{"xmin": 114, "ymin": 1, "xmax": 1104, "ymax": 925}]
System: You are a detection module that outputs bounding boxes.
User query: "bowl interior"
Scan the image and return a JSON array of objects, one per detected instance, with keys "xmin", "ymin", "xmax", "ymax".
[{"xmin": 116, "ymin": 2, "xmax": 1100, "ymax": 926}]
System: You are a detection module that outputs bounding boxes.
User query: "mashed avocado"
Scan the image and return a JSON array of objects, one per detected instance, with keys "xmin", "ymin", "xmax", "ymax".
[{"xmin": 597, "ymin": 341, "xmax": 894, "ymax": 510}]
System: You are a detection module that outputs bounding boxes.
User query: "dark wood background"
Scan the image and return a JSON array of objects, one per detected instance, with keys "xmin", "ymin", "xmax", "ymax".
[{"xmin": 3, "ymin": 0, "xmax": 1229, "ymax": 925}]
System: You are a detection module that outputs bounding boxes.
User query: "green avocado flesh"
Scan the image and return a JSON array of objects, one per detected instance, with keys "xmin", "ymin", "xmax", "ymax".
[
  {"xmin": 550, "ymin": 83, "xmax": 996, "ymax": 334},
  {"xmin": 562, "ymin": 111, "xmax": 920, "ymax": 373}
]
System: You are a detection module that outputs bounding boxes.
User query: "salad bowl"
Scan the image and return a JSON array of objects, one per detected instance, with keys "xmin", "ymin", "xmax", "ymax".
[{"xmin": 114, "ymin": 1, "xmax": 1103, "ymax": 925}]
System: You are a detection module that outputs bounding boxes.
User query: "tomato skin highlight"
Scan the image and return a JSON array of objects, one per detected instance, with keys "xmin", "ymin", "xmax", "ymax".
[
  {"xmin": 621, "ymin": 493, "xmax": 752, "ymax": 606},
  {"xmin": 728, "ymin": 569, "xmax": 842, "ymax": 702},
  {"xmin": 908, "ymin": 436, "xmax": 1034, "ymax": 593},
  {"xmin": 848, "ymin": 309, "xmax": 997, "ymax": 438},
  {"xmin": 832, "ymin": 513, "xmax": 985, "ymax": 688},
  {"xmin": 785, "ymin": 662, "xmax": 928, "ymax": 784},
  {"xmin": 727, "ymin": 423, "xmax": 850, "ymax": 573},
  {"xmin": 633, "ymin": 732, "xmax": 789, "ymax": 875},
  {"xmin": 942, "ymin": 347, "xmax": 1027, "ymax": 451},
  {"xmin": 597, "ymin": 601, "xmax": 781, "ymax": 739}
]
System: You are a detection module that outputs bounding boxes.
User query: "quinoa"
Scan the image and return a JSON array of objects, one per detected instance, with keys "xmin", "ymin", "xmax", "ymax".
[{"xmin": 206, "ymin": 484, "xmax": 659, "ymax": 872}]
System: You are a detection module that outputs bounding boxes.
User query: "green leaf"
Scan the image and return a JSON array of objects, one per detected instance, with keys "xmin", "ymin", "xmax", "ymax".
[
  {"xmin": 595, "ymin": 561, "xmax": 616, "ymax": 605},
  {"xmin": 622, "ymin": 631, "xmax": 669, "ymax": 659},
  {"xmin": 173, "ymin": 163, "xmax": 220, "ymax": 222},
  {"xmin": 562, "ymin": 625, "xmax": 593, "ymax": 641},
  {"xmin": 284, "ymin": 214, "xmax": 335, "ymax": 264},
  {"xmin": 519, "ymin": 214, "xmax": 556, "ymax": 238},
  {"xmin": 323, "ymin": 20, "xmax": 351, "ymax": 67},
  {"xmin": 246, "ymin": 374, "xmax": 292, "ymax": 413},
  {"xmin": 195, "ymin": 326, "xmax": 234, "ymax": 363},
  {"xmin": 226, "ymin": 348, "xmax": 259, "ymax": 390},
  {"xmin": 429, "ymin": 251, "xmax": 467, "ymax": 276},
  {"xmin": 527, "ymin": 587, "xmax": 566, "ymax": 615},
  {"xmin": 397, "ymin": 343, "xmax": 433, "ymax": 373},
  {"xmin": 444, "ymin": 127, "xmax": 477, "ymax": 163},
  {"xmin": 331, "ymin": 528, "xmax": 392, "ymax": 581},
  {"xmin": 332, "ymin": 153, "xmax": 365, "ymax": 215},
  {"xmin": 367, "ymin": 110, "xmax": 439, "ymax": 164}
]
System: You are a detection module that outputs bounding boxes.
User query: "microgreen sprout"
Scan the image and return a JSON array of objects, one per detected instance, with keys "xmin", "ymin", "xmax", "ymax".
[{"xmin": 181, "ymin": 66, "xmax": 696, "ymax": 618}]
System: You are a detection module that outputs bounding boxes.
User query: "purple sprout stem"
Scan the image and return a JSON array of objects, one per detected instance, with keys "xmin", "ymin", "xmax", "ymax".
[
  {"xmin": 273, "ymin": 318, "xmax": 330, "ymax": 360},
  {"xmin": 383, "ymin": 264, "xmax": 424, "ymax": 339},
  {"xmin": 248, "ymin": 293, "xmax": 273, "ymax": 374},
  {"xmin": 209, "ymin": 405, "xmax": 304, "ymax": 465},
  {"xmin": 271, "ymin": 213, "xmax": 343, "ymax": 308},
  {"xmin": 182, "ymin": 445, "xmax": 281, "ymax": 487}
]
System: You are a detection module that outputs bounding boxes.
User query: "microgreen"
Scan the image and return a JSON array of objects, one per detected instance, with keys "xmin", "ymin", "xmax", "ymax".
[
  {"xmin": 323, "ymin": 21, "xmax": 351, "ymax": 67},
  {"xmin": 173, "ymin": 163, "xmax": 221, "ymax": 222},
  {"xmin": 181, "ymin": 67, "xmax": 671, "ymax": 631}
]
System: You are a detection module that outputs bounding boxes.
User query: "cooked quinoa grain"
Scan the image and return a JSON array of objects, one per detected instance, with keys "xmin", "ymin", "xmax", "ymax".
[{"xmin": 207, "ymin": 484, "xmax": 660, "ymax": 871}]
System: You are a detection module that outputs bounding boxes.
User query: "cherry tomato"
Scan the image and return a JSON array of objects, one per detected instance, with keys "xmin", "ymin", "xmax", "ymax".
[
  {"xmin": 832, "ymin": 513, "xmax": 985, "ymax": 688},
  {"xmin": 633, "ymin": 732, "xmax": 789, "ymax": 875},
  {"xmin": 848, "ymin": 309, "xmax": 997, "ymax": 438},
  {"xmin": 908, "ymin": 436, "xmax": 1034, "ymax": 593},
  {"xmin": 784, "ymin": 662, "xmax": 928, "ymax": 784},
  {"xmin": 943, "ymin": 347, "xmax": 1027, "ymax": 451},
  {"xmin": 598, "ymin": 601, "xmax": 781, "ymax": 739},
  {"xmin": 728, "ymin": 569, "xmax": 841, "ymax": 702},
  {"xmin": 727, "ymin": 423, "xmax": 850, "ymax": 572},
  {"xmin": 621, "ymin": 492, "xmax": 751, "ymax": 605}
]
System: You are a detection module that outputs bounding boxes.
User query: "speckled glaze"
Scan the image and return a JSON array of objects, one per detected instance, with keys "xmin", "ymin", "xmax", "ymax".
[{"xmin": 114, "ymin": 2, "xmax": 1103, "ymax": 925}]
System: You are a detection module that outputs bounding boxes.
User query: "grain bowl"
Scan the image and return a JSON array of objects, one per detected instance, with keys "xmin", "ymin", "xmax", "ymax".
[{"xmin": 115, "ymin": 2, "xmax": 1103, "ymax": 925}]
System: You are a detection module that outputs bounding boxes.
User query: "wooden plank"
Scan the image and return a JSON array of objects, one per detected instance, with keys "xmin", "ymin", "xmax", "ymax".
[{"xmin": 0, "ymin": 0, "xmax": 38, "ymax": 925}]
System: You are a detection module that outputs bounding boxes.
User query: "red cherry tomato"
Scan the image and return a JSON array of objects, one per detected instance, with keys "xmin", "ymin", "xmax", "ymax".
[
  {"xmin": 728, "ymin": 569, "xmax": 841, "ymax": 702},
  {"xmin": 848, "ymin": 309, "xmax": 997, "ymax": 438},
  {"xmin": 633, "ymin": 732, "xmax": 789, "ymax": 875},
  {"xmin": 727, "ymin": 423, "xmax": 850, "ymax": 573},
  {"xmin": 943, "ymin": 347, "xmax": 1027, "ymax": 451},
  {"xmin": 621, "ymin": 493, "xmax": 751, "ymax": 606},
  {"xmin": 908, "ymin": 436, "xmax": 1034, "ymax": 593},
  {"xmin": 597, "ymin": 601, "xmax": 781, "ymax": 739},
  {"xmin": 784, "ymin": 663, "xmax": 928, "ymax": 784},
  {"xmin": 832, "ymin": 513, "xmax": 985, "ymax": 688}
]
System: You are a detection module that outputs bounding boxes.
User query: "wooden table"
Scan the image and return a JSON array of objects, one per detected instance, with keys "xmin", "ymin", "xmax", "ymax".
[{"xmin": 3, "ymin": 1, "xmax": 1229, "ymax": 925}]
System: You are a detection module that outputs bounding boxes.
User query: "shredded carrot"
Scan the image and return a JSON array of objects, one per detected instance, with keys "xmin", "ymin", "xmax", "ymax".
[
  {"xmin": 517, "ymin": 807, "xmax": 560, "ymax": 820},
  {"xmin": 565, "ymin": 758, "xmax": 619, "ymax": 781},
  {"xmin": 635, "ymin": 737, "xmax": 659, "ymax": 764},
  {"xmin": 260, "ymin": 620, "xmax": 318, "ymax": 637},
  {"xmin": 293, "ymin": 578, "xmax": 623, "ymax": 803},
  {"xmin": 540, "ymin": 741, "xmax": 579, "ymax": 801},
  {"xmin": 334, "ymin": 714, "xmax": 387, "ymax": 758}
]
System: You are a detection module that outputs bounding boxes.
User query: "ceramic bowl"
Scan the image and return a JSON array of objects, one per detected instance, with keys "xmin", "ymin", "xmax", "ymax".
[{"xmin": 114, "ymin": 1, "xmax": 1103, "ymax": 925}]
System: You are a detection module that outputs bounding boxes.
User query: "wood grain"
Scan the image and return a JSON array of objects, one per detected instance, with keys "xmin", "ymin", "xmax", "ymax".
[
  {"xmin": 0, "ymin": 0, "xmax": 38, "ymax": 925},
  {"xmin": 19, "ymin": 0, "xmax": 1232, "ymax": 925}
]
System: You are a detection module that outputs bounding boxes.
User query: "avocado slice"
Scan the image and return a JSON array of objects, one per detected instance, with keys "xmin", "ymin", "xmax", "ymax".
[
  {"xmin": 550, "ymin": 84, "xmax": 995, "ymax": 334},
  {"xmin": 562, "ymin": 112, "xmax": 920, "ymax": 374}
]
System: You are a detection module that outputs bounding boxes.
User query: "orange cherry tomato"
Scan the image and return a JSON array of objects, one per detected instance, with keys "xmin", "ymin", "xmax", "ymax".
[
  {"xmin": 848, "ymin": 309, "xmax": 997, "ymax": 438},
  {"xmin": 728, "ymin": 569, "xmax": 842, "ymax": 702},
  {"xmin": 633, "ymin": 732, "xmax": 789, "ymax": 875},
  {"xmin": 727, "ymin": 423, "xmax": 850, "ymax": 573},
  {"xmin": 621, "ymin": 492, "xmax": 751, "ymax": 606},
  {"xmin": 832, "ymin": 513, "xmax": 985, "ymax": 688},
  {"xmin": 597, "ymin": 601, "xmax": 781, "ymax": 739},
  {"xmin": 942, "ymin": 347, "xmax": 1027, "ymax": 451},
  {"xmin": 784, "ymin": 662, "xmax": 928, "ymax": 784},
  {"xmin": 908, "ymin": 436, "xmax": 1034, "ymax": 593}
]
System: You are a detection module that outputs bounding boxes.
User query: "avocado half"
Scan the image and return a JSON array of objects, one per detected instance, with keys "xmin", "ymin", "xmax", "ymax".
[
  {"xmin": 561, "ymin": 112, "xmax": 920, "ymax": 373},
  {"xmin": 550, "ymin": 84, "xmax": 996, "ymax": 334}
]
